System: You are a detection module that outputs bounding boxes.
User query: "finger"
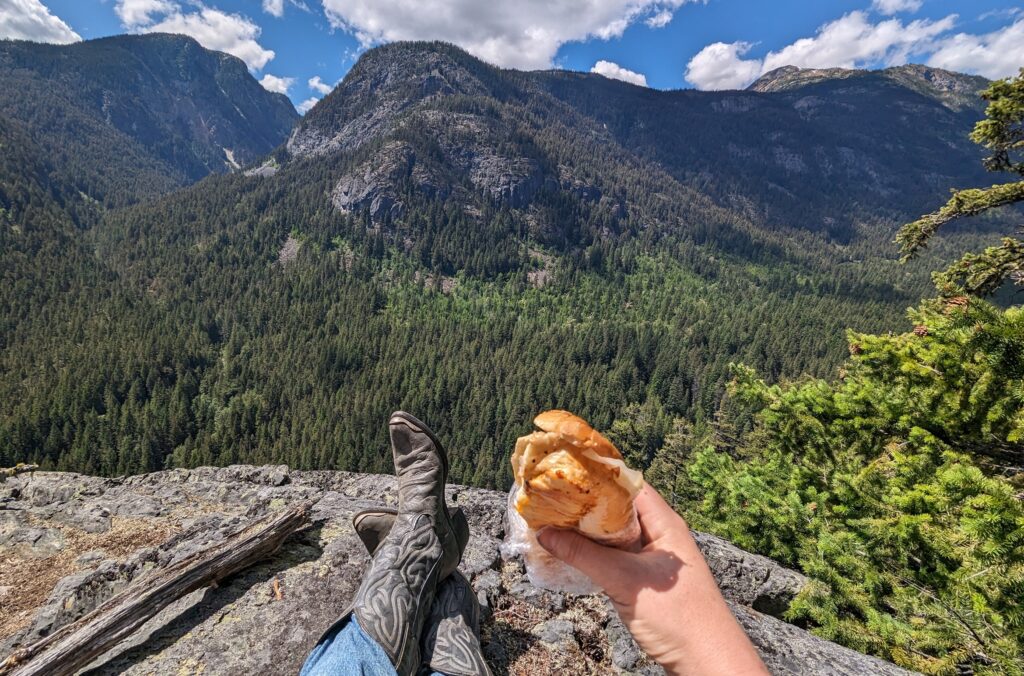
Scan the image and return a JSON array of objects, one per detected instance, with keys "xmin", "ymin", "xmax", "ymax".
[
  {"xmin": 635, "ymin": 482, "xmax": 686, "ymax": 544},
  {"xmin": 537, "ymin": 528, "xmax": 635, "ymax": 599}
]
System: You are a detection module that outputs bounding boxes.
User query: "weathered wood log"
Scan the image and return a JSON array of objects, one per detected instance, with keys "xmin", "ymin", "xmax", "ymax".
[
  {"xmin": 0, "ymin": 500, "xmax": 313, "ymax": 676},
  {"xmin": 0, "ymin": 464, "xmax": 38, "ymax": 481}
]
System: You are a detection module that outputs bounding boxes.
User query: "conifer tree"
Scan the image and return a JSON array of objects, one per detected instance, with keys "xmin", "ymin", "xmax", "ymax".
[{"xmin": 897, "ymin": 68, "xmax": 1024, "ymax": 295}]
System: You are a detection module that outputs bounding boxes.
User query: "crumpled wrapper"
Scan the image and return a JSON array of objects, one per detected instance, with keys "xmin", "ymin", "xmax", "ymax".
[{"xmin": 500, "ymin": 410, "xmax": 643, "ymax": 594}]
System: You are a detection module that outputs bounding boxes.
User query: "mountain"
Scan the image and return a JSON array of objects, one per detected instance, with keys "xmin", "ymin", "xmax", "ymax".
[
  {"xmin": 1, "ymin": 41, "xmax": 1010, "ymax": 488},
  {"xmin": 291, "ymin": 43, "xmax": 993, "ymax": 244},
  {"xmin": 0, "ymin": 33, "xmax": 298, "ymax": 207}
]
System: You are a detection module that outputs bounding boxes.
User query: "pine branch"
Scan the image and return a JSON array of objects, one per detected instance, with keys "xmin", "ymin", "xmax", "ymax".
[{"xmin": 896, "ymin": 181, "xmax": 1024, "ymax": 260}]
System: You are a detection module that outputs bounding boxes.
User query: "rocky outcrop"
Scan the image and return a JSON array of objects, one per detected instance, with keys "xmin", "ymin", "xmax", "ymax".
[
  {"xmin": 0, "ymin": 467, "xmax": 914, "ymax": 675},
  {"xmin": 325, "ymin": 113, "xmax": 554, "ymax": 221},
  {"xmin": 287, "ymin": 42, "xmax": 493, "ymax": 158},
  {"xmin": 331, "ymin": 142, "xmax": 419, "ymax": 220},
  {"xmin": 287, "ymin": 43, "xmax": 560, "ymax": 221}
]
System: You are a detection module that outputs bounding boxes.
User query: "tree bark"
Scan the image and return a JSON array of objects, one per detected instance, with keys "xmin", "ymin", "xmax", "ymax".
[
  {"xmin": 0, "ymin": 500, "xmax": 313, "ymax": 676},
  {"xmin": 0, "ymin": 464, "xmax": 38, "ymax": 481}
]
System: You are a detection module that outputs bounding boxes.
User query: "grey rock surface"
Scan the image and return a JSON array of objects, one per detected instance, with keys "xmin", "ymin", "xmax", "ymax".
[
  {"xmin": 288, "ymin": 43, "xmax": 563, "ymax": 225},
  {"xmin": 0, "ymin": 466, "xmax": 915, "ymax": 675},
  {"xmin": 691, "ymin": 531, "xmax": 809, "ymax": 616},
  {"xmin": 532, "ymin": 618, "xmax": 576, "ymax": 648},
  {"xmin": 730, "ymin": 603, "xmax": 915, "ymax": 676}
]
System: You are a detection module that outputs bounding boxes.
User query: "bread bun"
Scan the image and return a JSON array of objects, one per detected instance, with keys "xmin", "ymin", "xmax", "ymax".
[{"xmin": 511, "ymin": 410, "xmax": 643, "ymax": 539}]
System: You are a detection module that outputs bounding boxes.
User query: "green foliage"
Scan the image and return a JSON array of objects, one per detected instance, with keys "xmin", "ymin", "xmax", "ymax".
[
  {"xmin": 606, "ymin": 398, "xmax": 674, "ymax": 468},
  {"xmin": 680, "ymin": 299, "xmax": 1024, "ymax": 674},
  {"xmin": 674, "ymin": 80, "xmax": 1024, "ymax": 672},
  {"xmin": 898, "ymin": 68, "xmax": 1024, "ymax": 296}
]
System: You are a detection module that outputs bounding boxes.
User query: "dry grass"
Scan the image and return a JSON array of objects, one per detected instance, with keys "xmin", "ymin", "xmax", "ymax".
[{"xmin": 0, "ymin": 516, "xmax": 179, "ymax": 639}]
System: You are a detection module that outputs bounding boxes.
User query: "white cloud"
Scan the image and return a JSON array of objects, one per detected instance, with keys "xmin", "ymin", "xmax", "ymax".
[
  {"xmin": 685, "ymin": 11, "xmax": 958, "ymax": 90},
  {"xmin": 318, "ymin": 0, "xmax": 693, "ymax": 70},
  {"xmin": 147, "ymin": 8, "xmax": 275, "ymax": 70},
  {"xmin": 262, "ymin": 0, "xmax": 285, "ymax": 18},
  {"xmin": 308, "ymin": 75, "xmax": 333, "ymax": 94},
  {"xmin": 116, "ymin": 3, "xmax": 275, "ymax": 71},
  {"xmin": 259, "ymin": 73, "xmax": 294, "ymax": 94},
  {"xmin": 591, "ymin": 59, "xmax": 647, "ymax": 86},
  {"xmin": 645, "ymin": 9, "xmax": 673, "ymax": 28},
  {"xmin": 115, "ymin": 0, "xmax": 175, "ymax": 28},
  {"xmin": 928, "ymin": 18, "xmax": 1024, "ymax": 79},
  {"xmin": 685, "ymin": 41, "xmax": 761, "ymax": 90},
  {"xmin": 297, "ymin": 97, "xmax": 320, "ymax": 114},
  {"xmin": 761, "ymin": 11, "xmax": 954, "ymax": 72},
  {"xmin": 0, "ymin": 0, "xmax": 80, "ymax": 43},
  {"xmin": 978, "ymin": 8, "xmax": 1021, "ymax": 22},
  {"xmin": 871, "ymin": 0, "xmax": 922, "ymax": 16}
]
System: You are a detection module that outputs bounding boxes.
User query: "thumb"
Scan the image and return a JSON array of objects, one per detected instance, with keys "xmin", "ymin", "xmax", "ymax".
[{"xmin": 538, "ymin": 528, "xmax": 634, "ymax": 597}]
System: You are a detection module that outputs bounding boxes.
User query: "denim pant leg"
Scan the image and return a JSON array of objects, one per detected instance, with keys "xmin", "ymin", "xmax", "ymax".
[
  {"xmin": 300, "ymin": 617, "xmax": 449, "ymax": 676},
  {"xmin": 301, "ymin": 617, "xmax": 396, "ymax": 676}
]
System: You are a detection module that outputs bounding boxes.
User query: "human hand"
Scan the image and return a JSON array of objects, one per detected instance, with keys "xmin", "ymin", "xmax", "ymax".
[{"xmin": 537, "ymin": 483, "xmax": 768, "ymax": 676}]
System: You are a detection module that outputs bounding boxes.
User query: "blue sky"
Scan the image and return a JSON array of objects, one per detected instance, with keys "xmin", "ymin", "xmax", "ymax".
[{"xmin": 2, "ymin": 0, "xmax": 1022, "ymax": 112}]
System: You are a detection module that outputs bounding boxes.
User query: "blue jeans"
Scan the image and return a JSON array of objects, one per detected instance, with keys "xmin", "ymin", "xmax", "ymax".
[{"xmin": 301, "ymin": 617, "xmax": 446, "ymax": 676}]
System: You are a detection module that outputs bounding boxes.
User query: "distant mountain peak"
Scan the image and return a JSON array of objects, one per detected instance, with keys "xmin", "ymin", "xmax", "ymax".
[
  {"xmin": 747, "ymin": 65, "xmax": 861, "ymax": 92},
  {"xmin": 747, "ymin": 63, "xmax": 989, "ymax": 111},
  {"xmin": 290, "ymin": 40, "xmax": 499, "ymax": 157}
]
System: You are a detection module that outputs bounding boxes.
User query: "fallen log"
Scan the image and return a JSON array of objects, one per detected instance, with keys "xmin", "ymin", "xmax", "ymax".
[
  {"xmin": 0, "ymin": 464, "xmax": 38, "ymax": 481},
  {"xmin": 0, "ymin": 500, "xmax": 313, "ymax": 676}
]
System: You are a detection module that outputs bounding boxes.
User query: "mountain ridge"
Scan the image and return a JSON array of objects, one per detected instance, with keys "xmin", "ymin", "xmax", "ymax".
[
  {"xmin": 747, "ymin": 63, "xmax": 989, "ymax": 112},
  {"xmin": 291, "ymin": 41, "xmax": 995, "ymax": 246}
]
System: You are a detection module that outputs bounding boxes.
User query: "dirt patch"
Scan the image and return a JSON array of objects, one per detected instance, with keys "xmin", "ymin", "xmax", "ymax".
[
  {"xmin": 527, "ymin": 248, "xmax": 555, "ymax": 289},
  {"xmin": 0, "ymin": 516, "xmax": 179, "ymax": 639}
]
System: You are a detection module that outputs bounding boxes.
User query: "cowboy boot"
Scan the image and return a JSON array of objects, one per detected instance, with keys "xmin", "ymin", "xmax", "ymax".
[
  {"xmin": 421, "ymin": 570, "xmax": 492, "ymax": 676},
  {"xmin": 353, "ymin": 507, "xmax": 469, "ymax": 556},
  {"xmin": 317, "ymin": 411, "xmax": 462, "ymax": 675},
  {"xmin": 354, "ymin": 510, "xmax": 492, "ymax": 676}
]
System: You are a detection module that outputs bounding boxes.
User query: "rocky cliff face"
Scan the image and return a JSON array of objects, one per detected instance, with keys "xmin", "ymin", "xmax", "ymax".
[
  {"xmin": 289, "ymin": 42, "xmax": 561, "ymax": 222},
  {"xmin": 0, "ymin": 466, "xmax": 913, "ymax": 675}
]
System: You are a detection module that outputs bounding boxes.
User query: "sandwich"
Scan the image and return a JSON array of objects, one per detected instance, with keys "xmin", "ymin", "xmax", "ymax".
[{"xmin": 511, "ymin": 409, "xmax": 643, "ymax": 543}]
